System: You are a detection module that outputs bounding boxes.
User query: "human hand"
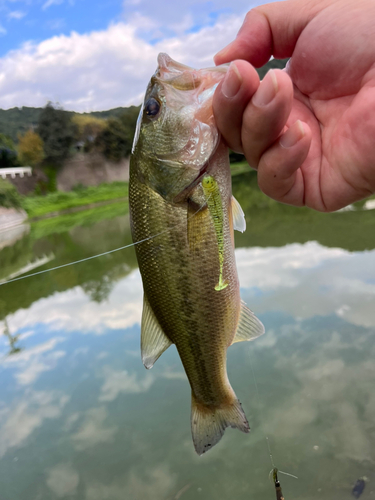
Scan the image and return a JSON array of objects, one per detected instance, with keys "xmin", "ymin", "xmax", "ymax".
[{"xmin": 213, "ymin": 0, "xmax": 375, "ymax": 211}]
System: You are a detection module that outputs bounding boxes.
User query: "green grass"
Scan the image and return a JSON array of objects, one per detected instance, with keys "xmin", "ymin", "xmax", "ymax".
[
  {"xmin": 22, "ymin": 181, "xmax": 128, "ymax": 218},
  {"xmin": 19, "ymin": 161, "xmax": 375, "ymax": 221},
  {"xmin": 20, "ymin": 162, "xmax": 252, "ymax": 220},
  {"xmin": 30, "ymin": 201, "xmax": 128, "ymax": 240}
]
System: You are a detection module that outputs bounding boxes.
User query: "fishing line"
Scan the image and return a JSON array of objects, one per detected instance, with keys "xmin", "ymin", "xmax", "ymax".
[
  {"xmin": 248, "ymin": 348, "xmax": 298, "ymax": 480},
  {"xmin": 248, "ymin": 348, "xmax": 276, "ymax": 469},
  {"xmin": 0, "ymin": 194, "xmax": 212, "ymax": 288}
]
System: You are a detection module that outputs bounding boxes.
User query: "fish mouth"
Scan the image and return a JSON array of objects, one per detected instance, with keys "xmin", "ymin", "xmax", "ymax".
[
  {"xmin": 172, "ymin": 143, "xmax": 219, "ymax": 205},
  {"xmin": 155, "ymin": 53, "xmax": 228, "ymax": 205},
  {"xmin": 156, "ymin": 53, "xmax": 228, "ymax": 91}
]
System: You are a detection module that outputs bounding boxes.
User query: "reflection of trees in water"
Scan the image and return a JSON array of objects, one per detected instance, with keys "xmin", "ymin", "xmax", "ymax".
[
  {"xmin": 82, "ymin": 276, "xmax": 114, "ymax": 303},
  {"xmin": 2, "ymin": 317, "xmax": 22, "ymax": 356},
  {"xmin": 0, "ymin": 232, "xmax": 35, "ymax": 282},
  {"xmin": 0, "ymin": 213, "xmax": 136, "ymax": 319},
  {"xmin": 81, "ymin": 264, "xmax": 131, "ymax": 303},
  {"xmin": 232, "ymin": 171, "xmax": 375, "ymax": 252}
]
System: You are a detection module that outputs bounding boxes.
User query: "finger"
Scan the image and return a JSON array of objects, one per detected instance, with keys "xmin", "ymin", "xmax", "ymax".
[
  {"xmin": 214, "ymin": 0, "xmax": 327, "ymax": 66},
  {"xmin": 241, "ymin": 69, "xmax": 294, "ymax": 168},
  {"xmin": 257, "ymin": 120, "xmax": 312, "ymax": 206},
  {"xmin": 213, "ymin": 60, "xmax": 260, "ymax": 153}
]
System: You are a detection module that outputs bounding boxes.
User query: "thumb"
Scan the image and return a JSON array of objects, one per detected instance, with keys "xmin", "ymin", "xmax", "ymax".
[{"xmin": 214, "ymin": 0, "xmax": 327, "ymax": 67}]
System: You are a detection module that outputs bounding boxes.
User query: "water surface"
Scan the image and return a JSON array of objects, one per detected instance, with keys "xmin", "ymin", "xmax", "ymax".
[{"xmin": 0, "ymin": 173, "xmax": 374, "ymax": 500}]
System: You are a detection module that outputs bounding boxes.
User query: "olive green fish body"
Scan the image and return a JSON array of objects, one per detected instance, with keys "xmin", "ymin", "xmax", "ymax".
[
  {"xmin": 129, "ymin": 54, "xmax": 264, "ymax": 455},
  {"xmin": 131, "ymin": 143, "xmax": 238, "ymax": 405}
]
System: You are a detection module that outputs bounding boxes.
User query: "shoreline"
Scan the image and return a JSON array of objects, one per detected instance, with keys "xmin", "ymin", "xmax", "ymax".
[
  {"xmin": 28, "ymin": 196, "xmax": 128, "ymax": 222},
  {"xmin": 0, "ymin": 163, "xmax": 251, "ymax": 231}
]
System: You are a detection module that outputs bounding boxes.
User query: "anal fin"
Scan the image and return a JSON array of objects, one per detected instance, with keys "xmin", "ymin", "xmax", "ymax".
[
  {"xmin": 232, "ymin": 300, "xmax": 265, "ymax": 344},
  {"xmin": 141, "ymin": 295, "xmax": 172, "ymax": 369}
]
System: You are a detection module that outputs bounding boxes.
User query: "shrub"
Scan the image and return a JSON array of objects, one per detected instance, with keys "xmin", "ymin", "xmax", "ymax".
[{"xmin": 0, "ymin": 178, "xmax": 22, "ymax": 209}]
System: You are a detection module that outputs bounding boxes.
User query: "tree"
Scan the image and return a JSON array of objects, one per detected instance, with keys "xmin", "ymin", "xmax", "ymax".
[
  {"xmin": 72, "ymin": 114, "xmax": 106, "ymax": 143},
  {"xmin": 37, "ymin": 102, "xmax": 76, "ymax": 164},
  {"xmin": 95, "ymin": 117, "xmax": 132, "ymax": 161},
  {"xmin": 17, "ymin": 130, "xmax": 45, "ymax": 166},
  {"xmin": 94, "ymin": 108, "xmax": 139, "ymax": 161},
  {"xmin": 0, "ymin": 134, "xmax": 19, "ymax": 168}
]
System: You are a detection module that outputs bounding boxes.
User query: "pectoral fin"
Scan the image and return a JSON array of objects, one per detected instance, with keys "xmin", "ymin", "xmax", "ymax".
[
  {"xmin": 231, "ymin": 196, "xmax": 246, "ymax": 232},
  {"xmin": 187, "ymin": 199, "xmax": 206, "ymax": 252},
  {"xmin": 231, "ymin": 301, "xmax": 265, "ymax": 344},
  {"xmin": 141, "ymin": 295, "xmax": 172, "ymax": 369}
]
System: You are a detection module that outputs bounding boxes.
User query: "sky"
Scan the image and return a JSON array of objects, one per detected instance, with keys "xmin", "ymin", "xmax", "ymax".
[{"xmin": 0, "ymin": 0, "xmax": 271, "ymax": 112}]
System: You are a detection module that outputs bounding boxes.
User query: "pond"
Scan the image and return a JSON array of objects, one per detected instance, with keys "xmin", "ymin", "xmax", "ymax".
[{"xmin": 0, "ymin": 172, "xmax": 374, "ymax": 500}]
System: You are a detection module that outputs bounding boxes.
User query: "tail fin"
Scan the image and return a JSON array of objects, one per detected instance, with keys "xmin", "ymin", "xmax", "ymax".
[{"xmin": 191, "ymin": 393, "xmax": 250, "ymax": 455}]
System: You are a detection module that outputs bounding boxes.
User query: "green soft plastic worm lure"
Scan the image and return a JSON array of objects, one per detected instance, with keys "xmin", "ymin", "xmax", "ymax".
[{"xmin": 201, "ymin": 175, "xmax": 228, "ymax": 291}]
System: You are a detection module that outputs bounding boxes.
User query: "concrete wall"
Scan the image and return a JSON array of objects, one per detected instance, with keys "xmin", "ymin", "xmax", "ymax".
[
  {"xmin": 6, "ymin": 152, "xmax": 130, "ymax": 194},
  {"xmin": 8, "ymin": 169, "xmax": 48, "ymax": 195},
  {"xmin": 56, "ymin": 152, "xmax": 129, "ymax": 191},
  {"xmin": 0, "ymin": 207, "xmax": 28, "ymax": 235}
]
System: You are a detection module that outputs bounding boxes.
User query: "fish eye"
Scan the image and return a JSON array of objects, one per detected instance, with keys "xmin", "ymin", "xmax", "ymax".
[{"xmin": 145, "ymin": 98, "xmax": 160, "ymax": 118}]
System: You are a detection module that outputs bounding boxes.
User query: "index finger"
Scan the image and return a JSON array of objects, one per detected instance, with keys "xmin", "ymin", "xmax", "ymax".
[{"xmin": 214, "ymin": 0, "xmax": 326, "ymax": 66}]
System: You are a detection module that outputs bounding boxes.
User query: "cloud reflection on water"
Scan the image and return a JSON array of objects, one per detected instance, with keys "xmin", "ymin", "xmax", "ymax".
[
  {"xmin": 0, "ymin": 390, "xmax": 69, "ymax": 459},
  {"xmin": 98, "ymin": 366, "xmax": 155, "ymax": 402},
  {"xmin": 6, "ymin": 241, "xmax": 375, "ymax": 339},
  {"xmin": 72, "ymin": 407, "xmax": 117, "ymax": 451},
  {"xmin": 0, "ymin": 241, "xmax": 374, "ymax": 499}
]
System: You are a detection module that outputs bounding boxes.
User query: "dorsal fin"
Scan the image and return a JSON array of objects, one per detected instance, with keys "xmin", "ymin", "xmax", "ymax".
[
  {"xmin": 231, "ymin": 196, "xmax": 246, "ymax": 232},
  {"xmin": 231, "ymin": 301, "xmax": 265, "ymax": 344},
  {"xmin": 141, "ymin": 295, "xmax": 172, "ymax": 369}
]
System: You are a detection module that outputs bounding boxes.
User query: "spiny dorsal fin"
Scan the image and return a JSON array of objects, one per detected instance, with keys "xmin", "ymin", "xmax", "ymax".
[
  {"xmin": 231, "ymin": 196, "xmax": 246, "ymax": 232},
  {"xmin": 232, "ymin": 300, "xmax": 265, "ymax": 344},
  {"xmin": 141, "ymin": 295, "xmax": 172, "ymax": 369}
]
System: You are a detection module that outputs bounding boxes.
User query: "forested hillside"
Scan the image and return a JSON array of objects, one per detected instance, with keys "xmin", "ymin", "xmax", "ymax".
[
  {"xmin": 0, "ymin": 58, "xmax": 288, "ymax": 142},
  {"xmin": 0, "ymin": 106, "xmax": 140, "ymax": 142}
]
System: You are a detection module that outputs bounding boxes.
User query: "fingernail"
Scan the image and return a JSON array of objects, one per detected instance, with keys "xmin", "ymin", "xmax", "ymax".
[
  {"xmin": 214, "ymin": 43, "xmax": 232, "ymax": 64},
  {"xmin": 280, "ymin": 120, "xmax": 305, "ymax": 148},
  {"xmin": 252, "ymin": 69, "xmax": 278, "ymax": 106},
  {"xmin": 222, "ymin": 62, "xmax": 242, "ymax": 98}
]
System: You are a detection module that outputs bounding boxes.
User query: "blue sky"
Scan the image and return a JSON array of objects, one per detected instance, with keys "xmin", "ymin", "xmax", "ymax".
[
  {"xmin": 0, "ymin": 0, "xmax": 122, "ymax": 56},
  {"xmin": 0, "ymin": 0, "xmax": 267, "ymax": 111}
]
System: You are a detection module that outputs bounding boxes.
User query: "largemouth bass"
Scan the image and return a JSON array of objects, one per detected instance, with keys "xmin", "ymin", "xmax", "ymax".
[{"xmin": 129, "ymin": 53, "xmax": 264, "ymax": 455}]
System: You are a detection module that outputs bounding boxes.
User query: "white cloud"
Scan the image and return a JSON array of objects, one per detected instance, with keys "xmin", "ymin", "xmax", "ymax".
[
  {"xmin": 236, "ymin": 241, "xmax": 349, "ymax": 290},
  {"xmin": 237, "ymin": 243, "xmax": 375, "ymax": 328},
  {"xmin": 72, "ymin": 407, "xmax": 117, "ymax": 450},
  {"xmin": 0, "ymin": 25, "xmax": 7, "ymax": 35},
  {"xmin": 15, "ymin": 350, "xmax": 66, "ymax": 385},
  {"xmin": 0, "ymin": 390, "xmax": 69, "ymax": 459},
  {"xmin": 42, "ymin": 0, "xmax": 64, "ymax": 10},
  {"xmin": 46, "ymin": 18, "xmax": 66, "ymax": 30},
  {"xmin": 3, "ymin": 337, "xmax": 66, "ymax": 385},
  {"xmin": 46, "ymin": 463, "xmax": 80, "ymax": 498},
  {"xmin": 8, "ymin": 269, "xmax": 143, "ymax": 335},
  {"xmin": 7, "ymin": 242, "xmax": 375, "ymax": 342},
  {"xmin": 0, "ymin": 14, "xmax": 243, "ymax": 111},
  {"xmin": 98, "ymin": 366, "xmax": 154, "ymax": 402},
  {"xmin": 86, "ymin": 464, "xmax": 177, "ymax": 500},
  {"xmin": 7, "ymin": 10, "xmax": 26, "ymax": 20}
]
